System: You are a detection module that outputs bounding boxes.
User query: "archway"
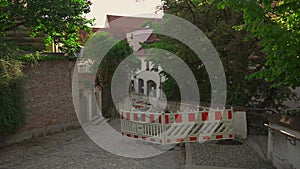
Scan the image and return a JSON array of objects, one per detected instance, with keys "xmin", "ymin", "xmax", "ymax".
[
  {"xmin": 147, "ymin": 80, "xmax": 156, "ymax": 97},
  {"xmin": 138, "ymin": 79, "xmax": 144, "ymax": 94}
]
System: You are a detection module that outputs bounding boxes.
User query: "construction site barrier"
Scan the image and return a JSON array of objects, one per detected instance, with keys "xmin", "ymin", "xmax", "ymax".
[{"xmin": 121, "ymin": 109, "xmax": 234, "ymax": 145}]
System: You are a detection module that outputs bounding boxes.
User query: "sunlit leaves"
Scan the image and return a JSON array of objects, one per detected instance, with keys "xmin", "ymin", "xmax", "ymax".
[
  {"xmin": 148, "ymin": 0, "xmax": 295, "ymax": 109},
  {"xmin": 0, "ymin": 0, "xmax": 93, "ymax": 54},
  {"xmin": 222, "ymin": 0, "xmax": 300, "ymax": 88}
]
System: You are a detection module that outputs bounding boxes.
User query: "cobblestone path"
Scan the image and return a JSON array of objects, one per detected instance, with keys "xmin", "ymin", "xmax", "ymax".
[
  {"xmin": 0, "ymin": 122, "xmax": 274, "ymax": 169},
  {"xmin": 188, "ymin": 140, "xmax": 274, "ymax": 169},
  {"xmin": 0, "ymin": 128, "xmax": 185, "ymax": 169}
]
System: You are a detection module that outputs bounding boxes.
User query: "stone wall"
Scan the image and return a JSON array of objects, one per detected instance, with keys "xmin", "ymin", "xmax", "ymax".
[
  {"xmin": 1, "ymin": 59, "xmax": 80, "ymax": 146},
  {"xmin": 267, "ymin": 123, "xmax": 300, "ymax": 169}
]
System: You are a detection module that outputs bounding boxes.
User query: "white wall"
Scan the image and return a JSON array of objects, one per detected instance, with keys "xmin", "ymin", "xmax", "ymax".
[
  {"xmin": 267, "ymin": 123, "xmax": 300, "ymax": 169},
  {"xmin": 85, "ymin": 0, "xmax": 163, "ymax": 27}
]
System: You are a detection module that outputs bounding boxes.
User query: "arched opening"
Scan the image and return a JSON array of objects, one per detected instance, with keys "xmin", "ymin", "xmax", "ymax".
[
  {"xmin": 147, "ymin": 80, "xmax": 156, "ymax": 97},
  {"xmin": 138, "ymin": 79, "xmax": 144, "ymax": 94}
]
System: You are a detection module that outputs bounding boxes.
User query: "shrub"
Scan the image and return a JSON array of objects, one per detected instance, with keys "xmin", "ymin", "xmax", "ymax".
[
  {"xmin": 0, "ymin": 55, "xmax": 25, "ymax": 136},
  {"xmin": 284, "ymin": 109, "xmax": 300, "ymax": 117}
]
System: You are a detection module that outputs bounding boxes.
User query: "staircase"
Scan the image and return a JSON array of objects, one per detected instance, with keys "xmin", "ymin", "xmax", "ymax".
[{"xmin": 3, "ymin": 26, "xmax": 46, "ymax": 51}]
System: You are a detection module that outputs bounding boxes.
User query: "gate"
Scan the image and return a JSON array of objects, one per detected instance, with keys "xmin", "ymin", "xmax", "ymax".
[{"xmin": 121, "ymin": 109, "xmax": 234, "ymax": 145}]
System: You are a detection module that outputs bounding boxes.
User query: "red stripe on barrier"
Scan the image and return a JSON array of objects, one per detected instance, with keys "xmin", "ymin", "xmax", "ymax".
[
  {"xmin": 203, "ymin": 136, "xmax": 210, "ymax": 140},
  {"xmin": 121, "ymin": 112, "xmax": 124, "ymax": 119},
  {"xmin": 167, "ymin": 139, "xmax": 171, "ymax": 144},
  {"xmin": 150, "ymin": 114, "xmax": 155, "ymax": 123},
  {"xmin": 142, "ymin": 136, "xmax": 147, "ymax": 140},
  {"xmin": 190, "ymin": 137, "xmax": 197, "ymax": 141},
  {"xmin": 175, "ymin": 114, "xmax": 182, "ymax": 123},
  {"xmin": 188, "ymin": 113, "xmax": 195, "ymax": 122},
  {"xmin": 127, "ymin": 134, "xmax": 131, "ymax": 137},
  {"xmin": 135, "ymin": 105, "xmax": 143, "ymax": 109},
  {"xmin": 159, "ymin": 115, "xmax": 162, "ymax": 123},
  {"xmin": 228, "ymin": 110, "xmax": 232, "ymax": 119},
  {"xmin": 177, "ymin": 138, "xmax": 184, "ymax": 142},
  {"xmin": 141, "ymin": 114, "xmax": 146, "ymax": 122},
  {"xmin": 216, "ymin": 135, "xmax": 223, "ymax": 139},
  {"xmin": 165, "ymin": 115, "xmax": 169, "ymax": 124},
  {"xmin": 150, "ymin": 138, "xmax": 156, "ymax": 142},
  {"xmin": 202, "ymin": 112, "xmax": 208, "ymax": 121},
  {"xmin": 215, "ymin": 111, "xmax": 222, "ymax": 120},
  {"xmin": 126, "ymin": 112, "xmax": 130, "ymax": 120},
  {"xmin": 229, "ymin": 134, "xmax": 233, "ymax": 138},
  {"xmin": 160, "ymin": 140, "xmax": 162, "ymax": 144},
  {"xmin": 133, "ymin": 113, "xmax": 138, "ymax": 121},
  {"xmin": 134, "ymin": 135, "xmax": 138, "ymax": 138}
]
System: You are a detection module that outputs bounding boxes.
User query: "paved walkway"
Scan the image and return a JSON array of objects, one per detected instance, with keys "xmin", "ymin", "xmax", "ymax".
[
  {"xmin": 185, "ymin": 138, "xmax": 274, "ymax": 169},
  {"xmin": 0, "ymin": 127, "xmax": 185, "ymax": 169},
  {"xmin": 0, "ymin": 119, "xmax": 274, "ymax": 169}
]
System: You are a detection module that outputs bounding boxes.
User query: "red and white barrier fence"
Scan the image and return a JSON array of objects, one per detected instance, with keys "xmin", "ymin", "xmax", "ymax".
[{"xmin": 121, "ymin": 109, "xmax": 234, "ymax": 145}]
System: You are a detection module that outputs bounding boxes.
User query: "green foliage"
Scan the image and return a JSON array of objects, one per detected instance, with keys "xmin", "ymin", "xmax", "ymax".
[
  {"xmin": 0, "ymin": 38, "xmax": 20, "ymax": 59},
  {"xmin": 221, "ymin": 0, "xmax": 300, "ymax": 88},
  {"xmin": 83, "ymin": 31, "xmax": 140, "ymax": 88},
  {"xmin": 147, "ymin": 0, "xmax": 295, "ymax": 109},
  {"xmin": 0, "ymin": 58, "xmax": 25, "ymax": 136},
  {"xmin": 16, "ymin": 52, "xmax": 66, "ymax": 63},
  {"xmin": 161, "ymin": 75, "xmax": 181, "ymax": 101},
  {"xmin": 16, "ymin": 52, "xmax": 42, "ymax": 64},
  {"xmin": 284, "ymin": 109, "xmax": 300, "ymax": 117},
  {"xmin": 97, "ymin": 41, "xmax": 137, "ymax": 88},
  {"xmin": 83, "ymin": 32, "xmax": 139, "ymax": 117},
  {"xmin": 17, "ymin": 45, "xmax": 42, "ymax": 52},
  {"xmin": 0, "ymin": 0, "xmax": 93, "ymax": 54},
  {"xmin": 0, "ymin": 58, "xmax": 23, "ymax": 86}
]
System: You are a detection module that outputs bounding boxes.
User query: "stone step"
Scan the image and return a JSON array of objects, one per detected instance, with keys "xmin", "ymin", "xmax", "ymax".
[
  {"xmin": 3, "ymin": 37, "xmax": 44, "ymax": 43},
  {"xmin": 91, "ymin": 115, "xmax": 107, "ymax": 126}
]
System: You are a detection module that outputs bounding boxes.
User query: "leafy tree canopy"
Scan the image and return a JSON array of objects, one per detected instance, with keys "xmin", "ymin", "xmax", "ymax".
[
  {"xmin": 219, "ymin": 0, "xmax": 300, "ymax": 88},
  {"xmin": 0, "ymin": 0, "xmax": 93, "ymax": 54},
  {"xmin": 144, "ymin": 0, "xmax": 295, "ymax": 109}
]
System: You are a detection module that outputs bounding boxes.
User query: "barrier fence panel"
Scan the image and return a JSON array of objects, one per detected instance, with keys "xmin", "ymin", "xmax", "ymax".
[
  {"xmin": 121, "ymin": 111, "xmax": 165, "ymax": 144},
  {"xmin": 121, "ymin": 109, "xmax": 234, "ymax": 145}
]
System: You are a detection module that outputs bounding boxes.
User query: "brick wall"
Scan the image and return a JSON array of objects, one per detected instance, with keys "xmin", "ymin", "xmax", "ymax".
[{"xmin": 1, "ymin": 59, "xmax": 80, "ymax": 146}]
